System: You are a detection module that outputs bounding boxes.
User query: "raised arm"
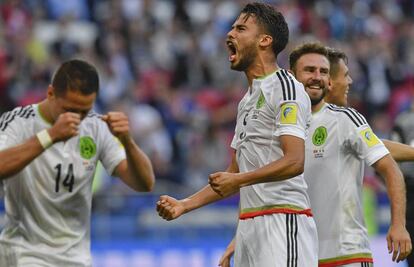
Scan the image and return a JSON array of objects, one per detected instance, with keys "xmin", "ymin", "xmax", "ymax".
[
  {"xmin": 383, "ymin": 139, "xmax": 414, "ymax": 162},
  {"xmin": 372, "ymin": 154, "xmax": 412, "ymax": 262},
  {"xmin": 103, "ymin": 112, "xmax": 155, "ymax": 192},
  {"xmin": 0, "ymin": 112, "xmax": 81, "ymax": 180},
  {"xmin": 209, "ymin": 135, "xmax": 304, "ymax": 197},
  {"xmin": 157, "ymin": 150, "xmax": 239, "ymax": 220}
]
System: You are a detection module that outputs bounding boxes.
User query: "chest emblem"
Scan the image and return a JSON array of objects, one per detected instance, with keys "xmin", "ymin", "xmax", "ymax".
[
  {"xmin": 256, "ymin": 90, "xmax": 265, "ymax": 109},
  {"xmin": 312, "ymin": 126, "xmax": 327, "ymax": 146},
  {"xmin": 80, "ymin": 136, "xmax": 96, "ymax": 159}
]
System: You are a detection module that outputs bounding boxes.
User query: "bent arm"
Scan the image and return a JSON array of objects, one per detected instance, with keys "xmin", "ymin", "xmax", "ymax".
[
  {"xmin": 183, "ymin": 150, "xmax": 239, "ymax": 213},
  {"xmin": 236, "ymin": 135, "xmax": 304, "ymax": 187},
  {"xmin": 113, "ymin": 136, "xmax": 155, "ymax": 192},
  {"xmin": 383, "ymin": 139, "xmax": 414, "ymax": 162},
  {"xmin": 0, "ymin": 135, "xmax": 45, "ymax": 179},
  {"xmin": 182, "ymin": 151, "xmax": 239, "ymax": 213}
]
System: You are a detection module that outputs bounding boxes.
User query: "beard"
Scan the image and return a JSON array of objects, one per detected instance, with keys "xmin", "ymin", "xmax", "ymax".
[
  {"xmin": 230, "ymin": 41, "xmax": 258, "ymax": 72},
  {"xmin": 306, "ymin": 83, "xmax": 327, "ymax": 106},
  {"xmin": 310, "ymin": 91, "xmax": 325, "ymax": 105}
]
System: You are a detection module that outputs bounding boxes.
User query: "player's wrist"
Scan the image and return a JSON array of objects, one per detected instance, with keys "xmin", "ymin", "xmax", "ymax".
[
  {"xmin": 181, "ymin": 198, "xmax": 193, "ymax": 213},
  {"xmin": 36, "ymin": 129, "xmax": 53, "ymax": 149}
]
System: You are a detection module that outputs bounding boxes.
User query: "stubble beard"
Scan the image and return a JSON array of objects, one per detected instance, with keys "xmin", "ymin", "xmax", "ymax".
[
  {"xmin": 308, "ymin": 86, "xmax": 327, "ymax": 106},
  {"xmin": 230, "ymin": 42, "xmax": 258, "ymax": 72}
]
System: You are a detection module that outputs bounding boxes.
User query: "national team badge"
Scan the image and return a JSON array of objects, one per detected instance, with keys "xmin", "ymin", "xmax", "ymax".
[
  {"xmin": 280, "ymin": 103, "xmax": 297, "ymax": 124},
  {"xmin": 256, "ymin": 90, "xmax": 265, "ymax": 109},
  {"xmin": 80, "ymin": 136, "xmax": 96, "ymax": 159},
  {"xmin": 312, "ymin": 126, "xmax": 327, "ymax": 146},
  {"xmin": 360, "ymin": 128, "xmax": 380, "ymax": 147}
]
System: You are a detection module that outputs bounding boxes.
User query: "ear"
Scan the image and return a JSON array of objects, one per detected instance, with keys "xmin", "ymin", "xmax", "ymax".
[
  {"xmin": 326, "ymin": 78, "xmax": 333, "ymax": 94},
  {"xmin": 47, "ymin": 85, "xmax": 55, "ymax": 100},
  {"xmin": 259, "ymin": 34, "xmax": 273, "ymax": 49}
]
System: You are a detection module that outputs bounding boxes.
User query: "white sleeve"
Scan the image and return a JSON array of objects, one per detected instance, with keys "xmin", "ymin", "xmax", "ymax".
[
  {"xmin": 274, "ymin": 88, "xmax": 311, "ymax": 140},
  {"xmin": 0, "ymin": 114, "xmax": 23, "ymax": 151},
  {"xmin": 98, "ymin": 122, "xmax": 126, "ymax": 176},
  {"xmin": 342, "ymin": 115, "xmax": 389, "ymax": 166}
]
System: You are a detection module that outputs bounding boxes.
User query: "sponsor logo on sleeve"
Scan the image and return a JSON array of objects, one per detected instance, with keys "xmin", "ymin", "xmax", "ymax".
[
  {"xmin": 280, "ymin": 103, "xmax": 298, "ymax": 125},
  {"xmin": 360, "ymin": 128, "xmax": 380, "ymax": 147}
]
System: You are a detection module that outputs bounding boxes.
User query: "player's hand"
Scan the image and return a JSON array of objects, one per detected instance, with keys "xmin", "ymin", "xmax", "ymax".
[
  {"xmin": 386, "ymin": 224, "xmax": 412, "ymax": 262},
  {"xmin": 218, "ymin": 239, "xmax": 235, "ymax": 267},
  {"xmin": 101, "ymin": 112, "xmax": 130, "ymax": 142},
  {"xmin": 156, "ymin": 195, "xmax": 185, "ymax": 221},
  {"xmin": 209, "ymin": 172, "xmax": 240, "ymax": 197},
  {"xmin": 49, "ymin": 112, "xmax": 81, "ymax": 142}
]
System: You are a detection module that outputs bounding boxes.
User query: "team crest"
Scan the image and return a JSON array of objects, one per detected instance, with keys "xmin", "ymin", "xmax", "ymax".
[
  {"xmin": 256, "ymin": 90, "xmax": 265, "ymax": 109},
  {"xmin": 360, "ymin": 128, "xmax": 380, "ymax": 147},
  {"xmin": 312, "ymin": 126, "xmax": 327, "ymax": 146},
  {"xmin": 280, "ymin": 103, "xmax": 297, "ymax": 124},
  {"xmin": 80, "ymin": 136, "xmax": 96, "ymax": 159}
]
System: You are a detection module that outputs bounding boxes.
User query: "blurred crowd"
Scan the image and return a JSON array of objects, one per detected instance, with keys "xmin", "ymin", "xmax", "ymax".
[{"xmin": 1, "ymin": 0, "xmax": 414, "ymax": 194}]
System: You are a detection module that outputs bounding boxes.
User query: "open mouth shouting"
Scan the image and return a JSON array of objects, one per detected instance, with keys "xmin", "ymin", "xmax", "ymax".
[{"xmin": 226, "ymin": 39, "xmax": 237, "ymax": 62}]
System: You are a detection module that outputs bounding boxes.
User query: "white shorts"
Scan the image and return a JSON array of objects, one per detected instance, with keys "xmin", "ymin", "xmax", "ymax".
[{"xmin": 234, "ymin": 213, "xmax": 318, "ymax": 267}]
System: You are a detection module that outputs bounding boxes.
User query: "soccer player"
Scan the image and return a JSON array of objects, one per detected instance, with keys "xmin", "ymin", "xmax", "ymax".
[
  {"xmin": 325, "ymin": 47, "xmax": 414, "ymax": 162},
  {"xmin": 0, "ymin": 59, "xmax": 155, "ymax": 266},
  {"xmin": 291, "ymin": 43, "xmax": 411, "ymax": 266},
  {"xmin": 157, "ymin": 3, "xmax": 318, "ymax": 266}
]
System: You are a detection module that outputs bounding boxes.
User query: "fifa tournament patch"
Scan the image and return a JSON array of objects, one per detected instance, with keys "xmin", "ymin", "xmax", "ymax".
[
  {"xmin": 280, "ymin": 103, "xmax": 298, "ymax": 124},
  {"xmin": 360, "ymin": 128, "xmax": 380, "ymax": 147},
  {"xmin": 80, "ymin": 136, "xmax": 97, "ymax": 159}
]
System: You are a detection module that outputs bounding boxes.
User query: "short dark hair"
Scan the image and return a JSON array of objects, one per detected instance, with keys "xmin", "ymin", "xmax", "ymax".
[
  {"xmin": 326, "ymin": 47, "xmax": 348, "ymax": 78},
  {"xmin": 240, "ymin": 2, "xmax": 289, "ymax": 57},
  {"xmin": 289, "ymin": 42, "xmax": 329, "ymax": 71},
  {"xmin": 52, "ymin": 59, "xmax": 99, "ymax": 96}
]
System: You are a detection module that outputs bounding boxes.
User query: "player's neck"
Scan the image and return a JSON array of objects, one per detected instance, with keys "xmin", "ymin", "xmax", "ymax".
[
  {"xmin": 312, "ymin": 100, "xmax": 326, "ymax": 113},
  {"xmin": 38, "ymin": 100, "xmax": 54, "ymax": 125},
  {"xmin": 245, "ymin": 61, "xmax": 279, "ymax": 86}
]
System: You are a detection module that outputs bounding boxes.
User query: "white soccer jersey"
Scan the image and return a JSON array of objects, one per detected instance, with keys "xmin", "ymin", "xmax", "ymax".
[
  {"xmin": 0, "ymin": 104, "xmax": 126, "ymax": 267},
  {"xmin": 305, "ymin": 103, "xmax": 389, "ymax": 266},
  {"xmin": 231, "ymin": 69, "xmax": 313, "ymax": 219}
]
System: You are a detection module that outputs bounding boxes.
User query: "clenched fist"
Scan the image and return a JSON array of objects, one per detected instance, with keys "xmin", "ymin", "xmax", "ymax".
[
  {"xmin": 156, "ymin": 195, "xmax": 186, "ymax": 221},
  {"xmin": 48, "ymin": 112, "xmax": 81, "ymax": 142},
  {"xmin": 101, "ymin": 112, "xmax": 130, "ymax": 142}
]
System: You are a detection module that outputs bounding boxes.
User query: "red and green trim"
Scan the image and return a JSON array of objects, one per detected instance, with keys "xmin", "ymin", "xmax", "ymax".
[
  {"xmin": 239, "ymin": 204, "xmax": 313, "ymax": 220},
  {"xmin": 319, "ymin": 253, "xmax": 373, "ymax": 267}
]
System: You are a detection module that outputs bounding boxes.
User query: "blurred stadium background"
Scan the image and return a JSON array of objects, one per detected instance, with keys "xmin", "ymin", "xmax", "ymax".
[{"xmin": 0, "ymin": 0, "xmax": 413, "ymax": 266}]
